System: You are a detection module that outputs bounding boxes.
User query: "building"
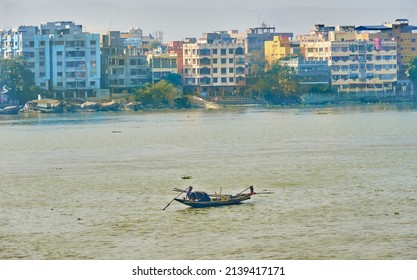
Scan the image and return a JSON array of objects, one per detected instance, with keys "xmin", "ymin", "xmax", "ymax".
[
  {"xmin": 356, "ymin": 19, "xmax": 417, "ymax": 69},
  {"xmin": 298, "ymin": 25, "xmax": 398, "ymax": 92},
  {"xmin": 281, "ymin": 57, "xmax": 330, "ymax": 85},
  {"xmin": 147, "ymin": 53, "xmax": 178, "ymax": 84},
  {"xmin": 119, "ymin": 27, "xmax": 162, "ymax": 54},
  {"xmin": 1, "ymin": 21, "xmax": 101, "ymax": 98},
  {"xmin": 101, "ymin": 31, "xmax": 149, "ymax": 94},
  {"xmin": 41, "ymin": 22, "xmax": 101, "ymax": 97},
  {"xmin": 233, "ymin": 24, "xmax": 293, "ymax": 54},
  {"xmin": 264, "ymin": 35, "xmax": 291, "ymax": 65},
  {"xmin": 182, "ymin": 37, "xmax": 246, "ymax": 96},
  {"xmin": 330, "ymin": 39, "xmax": 397, "ymax": 92},
  {"xmin": 167, "ymin": 41, "xmax": 184, "ymax": 76}
]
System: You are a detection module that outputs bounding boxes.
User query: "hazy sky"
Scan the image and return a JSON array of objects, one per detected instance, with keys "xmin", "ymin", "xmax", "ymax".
[{"xmin": 1, "ymin": 0, "xmax": 416, "ymax": 41}]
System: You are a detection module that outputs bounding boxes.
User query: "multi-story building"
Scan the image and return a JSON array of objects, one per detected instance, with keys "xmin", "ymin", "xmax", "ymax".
[
  {"xmin": 167, "ymin": 41, "xmax": 184, "ymax": 75},
  {"xmin": 182, "ymin": 37, "xmax": 246, "ymax": 95},
  {"xmin": 147, "ymin": 53, "xmax": 178, "ymax": 83},
  {"xmin": 1, "ymin": 21, "xmax": 101, "ymax": 97},
  {"xmin": 356, "ymin": 19, "xmax": 417, "ymax": 72},
  {"xmin": 299, "ymin": 25, "xmax": 398, "ymax": 92},
  {"xmin": 101, "ymin": 31, "xmax": 149, "ymax": 94},
  {"xmin": 230, "ymin": 24, "xmax": 293, "ymax": 54},
  {"xmin": 264, "ymin": 35, "xmax": 291, "ymax": 65},
  {"xmin": 330, "ymin": 39, "xmax": 397, "ymax": 92},
  {"xmin": 41, "ymin": 22, "xmax": 101, "ymax": 97},
  {"xmin": 119, "ymin": 27, "xmax": 161, "ymax": 55},
  {"xmin": 281, "ymin": 57, "xmax": 330, "ymax": 85}
]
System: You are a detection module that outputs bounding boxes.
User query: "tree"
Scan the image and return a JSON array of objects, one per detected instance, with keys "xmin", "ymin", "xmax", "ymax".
[
  {"xmin": 253, "ymin": 61, "xmax": 301, "ymax": 104},
  {"xmin": 135, "ymin": 80, "xmax": 177, "ymax": 108},
  {"xmin": 162, "ymin": 73, "xmax": 182, "ymax": 86},
  {"xmin": 0, "ymin": 56, "xmax": 46, "ymax": 104},
  {"xmin": 405, "ymin": 56, "xmax": 417, "ymax": 101},
  {"xmin": 246, "ymin": 49, "xmax": 267, "ymax": 78}
]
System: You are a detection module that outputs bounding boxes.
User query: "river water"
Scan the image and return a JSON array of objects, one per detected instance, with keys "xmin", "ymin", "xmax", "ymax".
[{"xmin": 0, "ymin": 105, "xmax": 416, "ymax": 260}]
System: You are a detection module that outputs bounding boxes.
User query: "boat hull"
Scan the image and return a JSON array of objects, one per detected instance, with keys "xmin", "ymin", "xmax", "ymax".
[{"xmin": 174, "ymin": 195, "xmax": 250, "ymax": 208}]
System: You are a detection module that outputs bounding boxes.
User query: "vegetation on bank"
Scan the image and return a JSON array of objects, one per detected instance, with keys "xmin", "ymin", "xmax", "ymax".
[{"xmin": 0, "ymin": 57, "xmax": 50, "ymax": 104}]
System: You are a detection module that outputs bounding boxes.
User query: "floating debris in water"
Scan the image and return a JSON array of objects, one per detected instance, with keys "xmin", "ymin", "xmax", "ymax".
[{"xmin": 112, "ymin": 131, "xmax": 122, "ymax": 133}]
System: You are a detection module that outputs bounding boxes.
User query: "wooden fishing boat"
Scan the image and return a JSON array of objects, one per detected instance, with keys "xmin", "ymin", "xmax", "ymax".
[
  {"xmin": 174, "ymin": 191, "xmax": 251, "ymax": 208},
  {"xmin": 181, "ymin": 175, "xmax": 192, "ymax": 179},
  {"xmin": 23, "ymin": 99, "xmax": 63, "ymax": 113},
  {"xmin": 0, "ymin": 105, "xmax": 20, "ymax": 115}
]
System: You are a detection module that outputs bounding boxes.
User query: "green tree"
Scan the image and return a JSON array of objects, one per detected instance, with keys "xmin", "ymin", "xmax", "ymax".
[
  {"xmin": 253, "ymin": 61, "xmax": 301, "ymax": 104},
  {"xmin": 135, "ymin": 80, "xmax": 177, "ymax": 107},
  {"xmin": 246, "ymin": 49, "xmax": 267, "ymax": 78},
  {"xmin": 406, "ymin": 56, "xmax": 417, "ymax": 100},
  {"xmin": 0, "ymin": 56, "xmax": 46, "ymax": 104},
  {"xmin": 162, "ymin": 73, "xmax": 182, "ymax": 86}
]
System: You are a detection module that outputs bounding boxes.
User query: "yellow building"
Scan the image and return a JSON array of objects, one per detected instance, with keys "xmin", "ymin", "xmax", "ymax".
[{"xmin": 264, "ymin": 36, "xmax": 291, "ymax": 65}]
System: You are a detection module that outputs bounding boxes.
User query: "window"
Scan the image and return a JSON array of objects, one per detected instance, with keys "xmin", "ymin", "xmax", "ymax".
[
  {"xmin": 213, "ymin": 58, "xmax": 218, "ymax": 64},
  {"xmin": 221, "ymin": 68, "xmax": 227, "ymax": 74},
  {"xmin": 221, "ymin": 58, "xmax": 226, "ymax": 64},
  {"xmin": 349, "ymin": 64, "xmax": 358, "ymax": 71},
  {"xmin": 229, "ymin": 49, "xmax": 234, "ymax": 54},
  {"xmin": 229, "ymin": 77, "xmax": 234, "ymax": 83},
  {"xmin": 229, "ymin": 58, "xmax": 233, "ymax": 63},
  {"xmin": 212, "ymin": 49, "xmax": 218, "ymax": 55},
  {"xmin": 229, "ymin": 68, "xmax": 234, "ymax": 73},
  {"xmin": 221, "ymin": 77, "xmax": 227, "ymax": 83},
  {"xmin": 221, "ymin": 49, "xmax": 226, "ymax": 55}
]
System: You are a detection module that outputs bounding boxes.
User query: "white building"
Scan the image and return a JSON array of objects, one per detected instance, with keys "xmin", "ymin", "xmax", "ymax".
[
  {"xmin": 182, "ymin": 41, "xmax": 246, "ymax": 91},
  {"xmin": 300, "ymin": 26, "xmax": 398, "ymax": 92},
  {"xmin": 330, "ymin": 39, "xmax": 397, "ymax": 92},
  {"xmin": 1, "ymin": 21, "xmax": 101, "ymax": 97}
]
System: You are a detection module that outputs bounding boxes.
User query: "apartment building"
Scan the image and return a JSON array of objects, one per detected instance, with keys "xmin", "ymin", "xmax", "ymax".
[
  {"xmin": 356, "ymin": 19, "xmax": 417, "ymax": 72},
  {"xmin": 101, "ymin": 31, "xmax": 149, "ymax": 93},
  {"xmin": 330, "ymin": 39, "xmax": 397, "ymax": 92},
  {"xmin": 167, "ymin": 41, "xmax": 184, "ymax": 75},
  {"xmin": 230, "ymin": 24, "xmax": 293, "ymax": 54},
  {"xmin": 281, "ymin": 57, "xmax": 330, "ymax": 84},
  {"xmin": 1, "ymin": 21, "xmax": 101, "ymax": 97},
  {"xmin": 147, "ymin": 53, "xmax": 178, "ymax": 83},
  {"xmin": 299, "ymin": 25, "xmax": 398, "ymax": 92},
  {"xmin": 264, "ymin": 35, "xmax": 291, "ymax": 65},
  {"xmin": 182, "ymin": 38, "xmax": 246, "ymax": 95}
]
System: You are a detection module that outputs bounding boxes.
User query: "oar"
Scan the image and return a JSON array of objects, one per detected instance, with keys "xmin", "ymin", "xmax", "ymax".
[
  {"xmin": 236, "ymin": 186, "xmax": 252, "ymax": 195},
  {"xmin": 163, "ymin": 190, "xmax": 186, "ymax": 210}
]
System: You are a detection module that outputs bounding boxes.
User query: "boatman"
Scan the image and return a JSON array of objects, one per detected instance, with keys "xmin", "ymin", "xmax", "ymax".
[
  {"xmin": 185, "ymin": 186, "xmax": 193, "ymax": 200},
  {"xmin": 249, "ymin": 186, "xmax": 255, "ymax": 196}
]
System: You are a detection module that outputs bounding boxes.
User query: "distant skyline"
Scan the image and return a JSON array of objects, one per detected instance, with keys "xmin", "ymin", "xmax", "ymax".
[{"xmin": 1, "ymin": 0, "xmax": 416, "ymax": 41}]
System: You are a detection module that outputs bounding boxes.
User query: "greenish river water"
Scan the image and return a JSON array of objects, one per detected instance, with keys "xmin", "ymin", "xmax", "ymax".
[{"xmin": 0, "ymin": 105, "xmax": 416, "ymax": 259}]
